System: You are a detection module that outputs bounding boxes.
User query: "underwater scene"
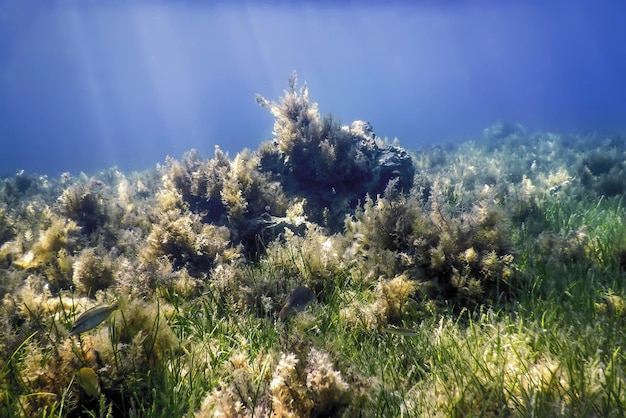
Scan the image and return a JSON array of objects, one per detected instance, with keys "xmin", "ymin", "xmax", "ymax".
[{"xmin": 1, "ymin": 2, "xmax": 626, "ymax": 417}]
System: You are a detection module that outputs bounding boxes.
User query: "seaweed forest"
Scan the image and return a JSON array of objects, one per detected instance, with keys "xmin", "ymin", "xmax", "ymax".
[{"xmin": 1, "ymin": 74, "xmax": 626, "ymax": 417}]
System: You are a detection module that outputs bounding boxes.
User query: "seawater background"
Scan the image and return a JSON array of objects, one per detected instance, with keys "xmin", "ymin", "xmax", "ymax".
[{"xmin": 0, "ymin": 1, "xmax": 625, "ymax": 177}]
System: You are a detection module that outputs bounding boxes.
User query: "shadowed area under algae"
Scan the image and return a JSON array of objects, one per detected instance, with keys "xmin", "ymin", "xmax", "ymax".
[{"xmin": 1, "ymin": 76, "xmax": 626, "ymax": 417}]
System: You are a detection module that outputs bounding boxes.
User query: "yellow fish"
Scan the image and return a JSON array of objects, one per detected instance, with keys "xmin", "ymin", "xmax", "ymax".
[
  {"xmin": 76, "ymin": 367, "xmax": 100, "ymax": 398},
  {"xmin": 279, "ymin": 286, "xmax": 315, "ymax": 321},
  {"xmin": 69, "ymin": 302, "xmax": 119, "ymax": 337}
]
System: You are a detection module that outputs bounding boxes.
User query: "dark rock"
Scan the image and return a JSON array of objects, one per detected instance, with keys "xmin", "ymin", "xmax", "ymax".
[
  {"xmin": 344, "ymin": 121, "xmax": 415, "ymax": 196},
  {"xmin": 259, "ymin": 119, "xmax": 415, "ymax": 232}
]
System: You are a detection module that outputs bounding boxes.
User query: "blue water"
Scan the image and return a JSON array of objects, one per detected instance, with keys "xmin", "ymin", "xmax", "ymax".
[{"xmin": 1, "ymin": 1, "xmax": 625, "ymax": 177}]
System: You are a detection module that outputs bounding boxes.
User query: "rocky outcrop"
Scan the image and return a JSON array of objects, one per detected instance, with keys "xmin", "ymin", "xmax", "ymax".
[
  {"xmin": 255, "ymin": 76, "xmax": 415, "ymax": 233},
  {"xmin": 344, "ymin": 121, "xmax": 414, "ymax": 197},
  {"xmin": 259, "ymin": 119, "xmax": 414, "ymax": 232}
]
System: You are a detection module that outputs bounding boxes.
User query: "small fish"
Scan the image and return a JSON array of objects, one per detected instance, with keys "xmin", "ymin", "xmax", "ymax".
[
  {"xmin": 381, "ymin": 325, "xmax": 418, "ymax": 337},
  {"xmin": 279, "ymin": 286, "xmax": 315, "ymax": 321},
  {"xmin": 69, "ymin": 302, "xmax": 119, "ymax": 337},
  {"xmin": 76, "ymin": 367, "xmax": 100, "ymax": 398}
]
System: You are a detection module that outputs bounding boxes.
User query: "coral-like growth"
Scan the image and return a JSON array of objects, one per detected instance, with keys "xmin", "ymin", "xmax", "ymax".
[
  {"xmin": 344, "ymin": 175, "xmax": 514, "ymax": 307},
  {"xmin": 163, "ymin": 148, "xmax": 230, "ymax": 221},
  {"xmin": 340, "ymin": 274, "xmax": 418, "ymax": 330},
  {"xmin": 0, "ymin": 171, "xmax": 50, "ymax": 208},
  {"xmin": 269, "ymin": 351, "xmax": 314, "ymax": 417},
  {"xmin": 195, "ymin": 344, "xmax": 352, "ymax": 417},
  {"xmin": 58, "ymin": 181, "xmax": 108, "ymax": 234},
  {"xmin": 13, "ymin": 218, "xmax": 79, "ymax": 291},
  {"xmin": 19, "ymin": 337, "xmax": 97, "ymax": 415},
  {"xmin": 90, "ymin": 298, "xmax": 179, "ymax": 400},
  {"xmin": 305, "ymin": 347, "xmax": 352, "ymax": 416},
  {"xmin": 270, "ymin": 347, "xmax": 351, "ymax": 417},
  {"xmin": 72, "ymin": 247, "xmax": 116, "ymax": 295},
  {"xmin": 117, "ymin": 299, "xmax": 178, "ymax": 359},
  {"xmin": 221, "ymin": 149, "xmax": 288, "ymax": 222},
  {"xmin": 195, "ymin": 347, "xmax": 273, "ymax": 417},
  {"xmin": 374, "ymin": 274, "xmax": 418, "ymax": 323},
  {"xmin": 255, "ymin": 72, "xmax": 322, "ymax": 158},
  {"xmin": 142, "ymin": 210, "xmax": 233, "ymax": 276},
  {"xmin": 159, "ymin": 147, "xmax": 289, "ymax": 257},
  {"xmin": 578, "ymin": 148, "xmax": 626, "ymax": 196}
]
